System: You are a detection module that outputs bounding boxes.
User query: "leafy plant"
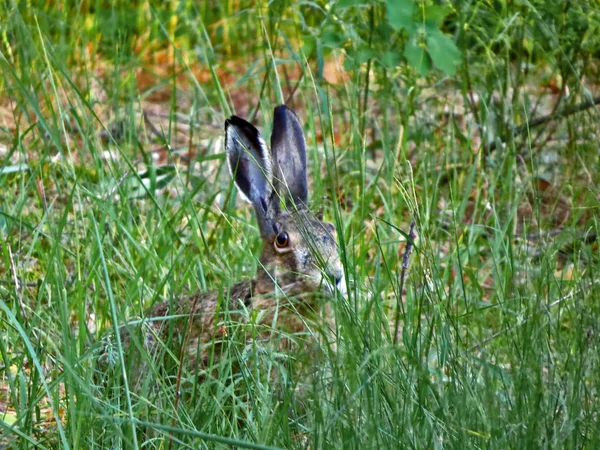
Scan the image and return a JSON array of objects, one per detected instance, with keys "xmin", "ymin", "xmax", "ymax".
[{"xmin": 301, "ymin": 0, "xmax": 462, "ymax": 77}]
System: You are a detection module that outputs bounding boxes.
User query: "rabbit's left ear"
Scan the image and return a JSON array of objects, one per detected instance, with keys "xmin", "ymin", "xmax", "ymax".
[
  {"xmin": 271, "ymin": 105, "xmax": 308, "ymax": 208},
  {"xmin": 225, "ymin": 115, "xmax": 274, "ymax": 234}
]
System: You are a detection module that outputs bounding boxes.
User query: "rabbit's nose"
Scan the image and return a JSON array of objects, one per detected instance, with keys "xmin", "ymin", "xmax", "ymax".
[
  {"xmin": 336, "ymin": 275, "xmax": 347, "ymax": 295},
  {"xmin": 335, "ymin": 275, "xmax": 344, "ymax": 289},
  {"xmin": 326, "ymin": 269, "xmax": 346, "ymax": 295}
]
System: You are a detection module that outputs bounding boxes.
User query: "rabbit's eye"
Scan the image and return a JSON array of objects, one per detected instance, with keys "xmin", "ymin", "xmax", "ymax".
[{"xmin": 275, "ymin": 232, "xmax": 290, "ymax": 249}]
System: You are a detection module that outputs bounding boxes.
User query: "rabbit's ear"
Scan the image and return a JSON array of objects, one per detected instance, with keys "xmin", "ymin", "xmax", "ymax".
[
  {"xmin": 225, "ymin": 115, "xmax": 275, "ymax": 235},
  {"xmin": 271, "ymin": 105, "xmax": 308, "ymax": 208}
]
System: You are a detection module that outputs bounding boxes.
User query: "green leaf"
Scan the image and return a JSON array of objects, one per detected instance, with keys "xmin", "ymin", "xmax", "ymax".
[
  {"xmin": 302, "ymin": 35, "xmax": 317, "ymax": 56},
  {"xmin": 354, "ymin": 45, "xmax": 375, "ymax": 64},
  {"xmin": 337, "ymin": 0, "xmax": 369, "ymax": 7},
  {"xmin": 426, "ymin": 28, "xmax": 462, "ymax": 75},
  {"xmin": 379, "ymin": 50, "xmax": 402, "ymax": 68},
  {"xmin": 343, "ymin": 57, "xmax": 358, "ymax": 72},
  {"xmin": 423, "ymin": 4, "xmax": 452, "ymax": 25},
  {"xmin": 404, "ymin": 41, "xmax": 431, "ymax": 76},
  {"xmin": 386, "ymin": 0, "xmax": 415, "ymax": 32},
  {"xmin": 321, "ymin": 29, "xmax": 346, "ymax": 48}
]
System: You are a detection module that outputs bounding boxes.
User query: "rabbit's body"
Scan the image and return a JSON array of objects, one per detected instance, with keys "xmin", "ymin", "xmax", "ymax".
[
  {"xmin": 143, "ymin": 281, "xmax": 252, "ymax": 366},
  {"xmin": 113, "ymin": 105, "xmax": 344, "ymax": 376}
]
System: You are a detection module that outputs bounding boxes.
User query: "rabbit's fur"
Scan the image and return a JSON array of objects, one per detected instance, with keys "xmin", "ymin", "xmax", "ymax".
[{"xmin": 113, "ymin": 105, "xmax": 345, "ymax": 373}]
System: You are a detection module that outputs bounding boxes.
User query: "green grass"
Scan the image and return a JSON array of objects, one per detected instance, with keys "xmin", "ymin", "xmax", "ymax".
[{"xmin": 1, "ymin": 1, "xmax": 599, "ymax": 449}]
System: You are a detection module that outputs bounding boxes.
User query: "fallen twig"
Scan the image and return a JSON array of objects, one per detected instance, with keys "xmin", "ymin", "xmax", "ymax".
[
  {"xmin": 488, "ymin": 95, "xmax": 600, "ymax": 153},
  {"xmin": 394, "ymin": 214, "xmax": 417, "ymax": 345}
]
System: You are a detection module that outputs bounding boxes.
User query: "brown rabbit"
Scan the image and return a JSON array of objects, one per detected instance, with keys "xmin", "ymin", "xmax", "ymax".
[{"xmin": 108, "ymin": 105, "xmax": 345, "ymax": 377}]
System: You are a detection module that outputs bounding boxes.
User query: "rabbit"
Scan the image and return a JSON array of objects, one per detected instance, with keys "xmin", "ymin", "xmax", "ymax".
[{"xmin": 108, "ymin": 105, "xmax": 346, "ymax": 376}]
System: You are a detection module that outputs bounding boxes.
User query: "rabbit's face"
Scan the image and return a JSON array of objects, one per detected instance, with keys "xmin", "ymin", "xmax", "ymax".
[
  {"xmin": 226, "ymin": 105, "xmax": 346, "ymax": 303},
  {"xmin": 257, "ymin": 210, "xmax": 346, "ymax": 299}
]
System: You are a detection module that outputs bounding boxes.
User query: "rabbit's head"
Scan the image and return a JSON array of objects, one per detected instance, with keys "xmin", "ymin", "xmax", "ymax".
[{"xmin": 225, "ymin": 105, "xmax": 346, "ymax": 300}]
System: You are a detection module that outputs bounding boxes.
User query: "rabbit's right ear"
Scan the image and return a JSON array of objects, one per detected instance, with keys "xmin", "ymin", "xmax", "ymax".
[
  {"xmin": 271, "ymin": 105, "xmax": 308, "ymax": 209},
  {"xmin": 225, "ymin": 115, "xmax": 275, "ymax": 235}
]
